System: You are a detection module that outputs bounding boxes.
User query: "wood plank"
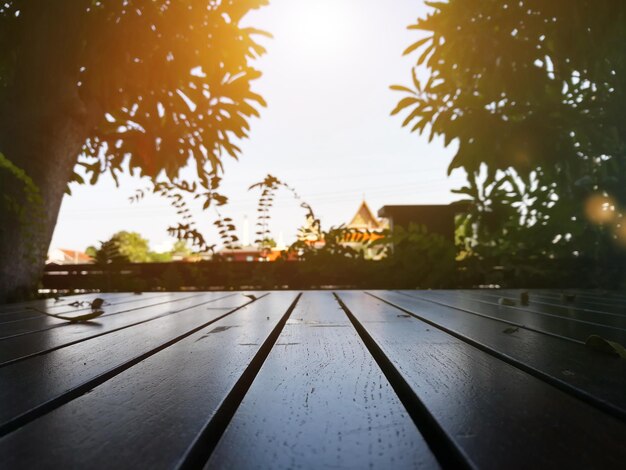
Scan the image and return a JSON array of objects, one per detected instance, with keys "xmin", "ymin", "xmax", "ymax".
[
  {"xmin": 0, "ymin": 292, "xmax": 118, "ymax": 314},
  {"xmin": 463, "ymin": 289, "xmax": 626, "ymax": 322},
  {"xmin": 205, "ymin": 292, "xmax": 439, "ymax": 470},
  {"xmin": 568, "ymin": 289, "xmax": 626, "ymax": 303},
  {"xmin": 500, "ymin": 289, "xmax": 626, "ymax": 315},
  {"xmin": 371, "ymin": 290, "xmax": 626, "ymax": 420},
  {"xmin": 403, "ymin": 290, "xmax": 626, "ymax": 344},
  {"xmin": 0, "ymin": 292, "xmax": 189, "ymax": 338},
  {"xmin": 0, "ymin": 294, "xmax": 256, "ymax": 436},
  {"xmin": 0, "ymin": 292, "xmax": 165, "ymax": 323},
  {"xmin": 0, "ymin": 292, "xmax": 240, "ymax": 366},
  {"xmin": 0, "ymin": 292, "xmax": 299, "ymax": 469},
  {"xmin": 337, "ymin": 291, "xmax": 626, "ymax": 469}
]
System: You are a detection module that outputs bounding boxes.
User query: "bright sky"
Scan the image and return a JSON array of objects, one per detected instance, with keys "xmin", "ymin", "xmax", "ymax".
[{"xmin": 51, "ymin": 0, "xmax": 467, "ymax": 253}]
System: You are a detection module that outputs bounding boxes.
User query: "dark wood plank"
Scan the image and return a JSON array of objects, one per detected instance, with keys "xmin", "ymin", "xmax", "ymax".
[
  {"xmin": 0, "ymin": 292, "xmax": 299, "ymax": 469},
  {"xmin": 403, "ymin": 290, "xmax": 626, "ymax": 344},
  {"xmin": 0, "ymin": 292, "xmax": 120, "ymax": 315},
  {"xmin": 568, "ymin": 289, "xmax": 626, "ymax": 303},
  {"xmin": 338, "ymin": 291, "xmax": 626, "ymax": 469},
  {"xmin": 0, "ymin": 292, "xmax": 191, "ymax": 338},
  {"xmin": 205, "ymin": 292, "xmax": 439, "ymax": 470},
  {"xmin": 0, "ymin": 292, "xmax": 239, "ymax": 366},
  {"xmin": 0, "ymin": 292, "xmax": 165, "ymax": 323},
  {"xmin": 464, "ymin": 289, "xmax": 626, "ymax": 322},
  {"xmin": 501, "ymin": 289, "xmax": 626, "ymax": 315},
  {"xmin": 0, "ymin": 294, "xmax": 256, "ymax": 435},
  {"xmin": 371, "ymin": 290, "xmax": 626, "ymax": 420}
]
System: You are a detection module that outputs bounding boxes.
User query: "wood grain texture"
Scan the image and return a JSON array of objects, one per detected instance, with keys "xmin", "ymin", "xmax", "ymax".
[
  {"xmin": 0, "ymin": 292, "xmax": 298, "ymax": 469},
  {"xmin": 0, "ymin": 292, "xmax": 195, "ymax": 338},
  {"xmin": 206, "ymin": 292, "xmax": 439, "ymax": 470},
  {"xmin": 404, "ymin": 290, "xmax": 626, "ymax": 344},
  {"xmin": 0, "ymin": 293, "xmax": 234, "ymax": 366},
  {"xmin": 0, "ymin": 292, "xmax": 133, "ymax": 315},
  {"xmin": 372, "ymin": 290, "xmax": 626, "ymax": 420},
  {"xmin": 0, "ymin": 294, "xmax": 254, "ymax": 435},
  {"xmin": 0, "ymin": 292, "xmax": 168, "ymax": 325},
  {"xmin": 496, "ymin": 289, "xmax": 626, "ymax": 315},
  {"xmin": 338, "ymin": 291, "xmax": 626, "ymax": 470},
  {"xmin": 457, "ymin": 289, "xmax": 626, "ymax": 328},
  {"xmin": 568, "ymin": 289, "xmax": 626, "ymax": 303}
]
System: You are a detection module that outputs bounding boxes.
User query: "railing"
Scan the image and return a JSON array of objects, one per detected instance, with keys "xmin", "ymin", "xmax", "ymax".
[
  {"xmin": 42, "ymin": 257, "xmax": 610, "ymax": 292},
  {"xmin": 42, "ymin": 261, "xmax": 383, "ymax": 291}
]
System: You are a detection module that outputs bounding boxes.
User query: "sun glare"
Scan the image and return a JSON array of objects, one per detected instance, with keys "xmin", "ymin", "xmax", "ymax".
[{"xmin": 284, "ymin": 0, "xmax": 355, "ymax": 57}]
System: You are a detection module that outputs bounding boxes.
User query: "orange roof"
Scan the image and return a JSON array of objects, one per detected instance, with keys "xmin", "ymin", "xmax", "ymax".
[
  {"xmin": 348, "ymin": 200, "xmax": 383, "ymax": 230},
  {"xmin": 59, "ymin": 249, "xmax": 92, "ymax": 263}
]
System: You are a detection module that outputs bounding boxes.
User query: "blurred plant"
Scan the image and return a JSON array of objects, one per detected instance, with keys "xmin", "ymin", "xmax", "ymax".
[
  {"xmin": 129, "ymin": 181, "xmax": 238, "ymax": 252},
  {"xmin": 89, "ymin": 231, "xmax": 196, "ymax": 264},
  {"xmin": 375, "ymin": 224, "xmax": 456, "ymax": 288},
  {"xmin": 249, "ymin": 174, "xmax": 320, "ymax": 249},
  {"xmin": 248, "ymin": 174, "xmax": 456, "ymax": 287}
]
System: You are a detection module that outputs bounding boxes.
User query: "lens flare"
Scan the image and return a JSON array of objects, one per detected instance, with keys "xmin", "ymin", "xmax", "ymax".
[{"xmin": 584, "ymin": 193, "xmax": 616, "ymax": 225}]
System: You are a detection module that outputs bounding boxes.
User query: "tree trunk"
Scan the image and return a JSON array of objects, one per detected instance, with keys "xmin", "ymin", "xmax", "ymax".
[
  {"xmin": 0, "ymin": 112, "xmax": 93, "ymax": 302},
  {"xmin": 0, "ymin": 2, "xmax": 96, "ymax": 302}
]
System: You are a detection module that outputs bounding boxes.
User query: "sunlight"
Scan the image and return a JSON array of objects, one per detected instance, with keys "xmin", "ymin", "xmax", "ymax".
[{"xmin": 283, "ymin": 0, "xmax": 355, "ymax": 57}]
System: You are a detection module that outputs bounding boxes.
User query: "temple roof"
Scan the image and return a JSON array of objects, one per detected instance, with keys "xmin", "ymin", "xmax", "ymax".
[{"xmin": 348, "ymin": 200, "xmax": 383, "ymax": 230}]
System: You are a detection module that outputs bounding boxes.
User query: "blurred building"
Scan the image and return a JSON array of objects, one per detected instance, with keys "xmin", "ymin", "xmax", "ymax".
[
  {"xmin": 378, "ymin": 202, "xmax": 470, "ymax": 243},
  {"xmin": 342, "ymin": 200, "xmax": 388, "ymax": 260},
  {"xmin": 47, "ymin": 248, "xmax": 92, "ymax": 265}
]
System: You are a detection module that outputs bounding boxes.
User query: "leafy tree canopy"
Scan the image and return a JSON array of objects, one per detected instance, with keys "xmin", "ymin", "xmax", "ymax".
[
  {"xmin": 89, "ymin": 232, "xmax": 195, "ymax": 264},
  {"xmin": 394, "ymin": 1, "xmax": 626, "ymax": 281},
  {"xmin": 92, "ymin": 231, "xmax": 151, "ymax": 264},
  {"xmin": 395, "ymin": 1, "xmax": 626, "ymax": 177},
  {"xmin": 0, "ymin": 0, "xmax": 268, "ymax": 199},
  {"xmin": 0, "ymin": 1, "xmax": 269, "ymax": 299}
]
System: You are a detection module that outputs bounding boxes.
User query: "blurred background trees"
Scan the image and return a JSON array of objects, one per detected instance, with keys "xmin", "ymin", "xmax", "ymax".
[{"xmin": 86, "ymin": 232, "xmax": 192, "ymax": 264}]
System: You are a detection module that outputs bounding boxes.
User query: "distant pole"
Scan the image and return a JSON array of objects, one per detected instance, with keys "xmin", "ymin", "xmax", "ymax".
[{"xmin": 242, "ymin": 216, "xmax": 250, "ymax": 247}]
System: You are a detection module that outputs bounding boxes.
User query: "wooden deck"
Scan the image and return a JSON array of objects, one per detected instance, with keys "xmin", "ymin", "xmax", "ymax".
[{"xmin": 1, "ymin": 290, "xmax": 625, "ymax": 469}]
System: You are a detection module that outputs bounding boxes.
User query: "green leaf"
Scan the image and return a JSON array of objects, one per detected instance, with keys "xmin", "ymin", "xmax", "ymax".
[
  {"xmin": 391, "ymin": 97, "xmax": 419, "ymax": 116},
  {"xmin": 389, "ymin": 85, "xmax": 415, "ymax": 94},
  {"xmin": 403, "ymin": 36, "xmax": 432, "ymax": 56},
  {"xmin": 585, "ymin": 335, "xmax": 626, "ymax": 359}
]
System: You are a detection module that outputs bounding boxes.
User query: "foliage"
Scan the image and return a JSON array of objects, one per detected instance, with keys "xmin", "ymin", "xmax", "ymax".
[
  {"xmin": 0, "ymin": 152, "xmax": 44, "ymax": 264},
  {"xmin": 0, "ymin": 151, "xmax": 43, "ymax": 224},
  {"xmin": 249, "ymin": 174, "xmax": 319, "ymax": 248},
  {"xmin": 259, "ymin": 238, "xmax": 277, "ymax": 249},
  {"xmin": 91, "ymin": 231, "xmax": 148, "ymax": 264},
  {"xmin": 0, "ymin": 0, "xmax": 268, "ymax": 249},
  {"xmin": 374, "ymin": 224, "xmax": 456, "ymax": 288},
  {"xmin": 248, "ymin": 175, "xmax": 456, "ymax": 287},
  {"xmin": 171, "ymin": 240, "xmax": 192, "ymax": 258},
  {"xmin": 394, "ymin": 1, "xmax": 626, "ymax": 286},
  {"xmin": 89, "ymin": 232, "xmax": 197, "ymax": 264},
  {"xmin": 130, "ymin": 180, "xmax": 236, "ymax": 252}
]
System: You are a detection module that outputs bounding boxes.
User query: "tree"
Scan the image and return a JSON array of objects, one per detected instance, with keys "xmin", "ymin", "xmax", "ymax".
[
  {"xmin": 393, "ymin": 1, "xmax": 626, "ymax": 285},
  {"xmin": 169, "ymin": 240, "xmax": 192, "ymax": 259},
  {"xmin": 92, "ymin": 231, "xmax": 151, "ymax": 264},
  {"xmin": 0, "ymin": 1, "xmax": 268, "ymax": 300}
]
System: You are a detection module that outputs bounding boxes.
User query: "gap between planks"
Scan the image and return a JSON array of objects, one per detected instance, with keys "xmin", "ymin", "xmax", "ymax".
[
  {"xmin": 0, "ymin": 294, "xmax": 268, "ymax": 438},
  {"xmin": 370, "ymin": 291, "xmax": 626, "ymax": 423}
]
